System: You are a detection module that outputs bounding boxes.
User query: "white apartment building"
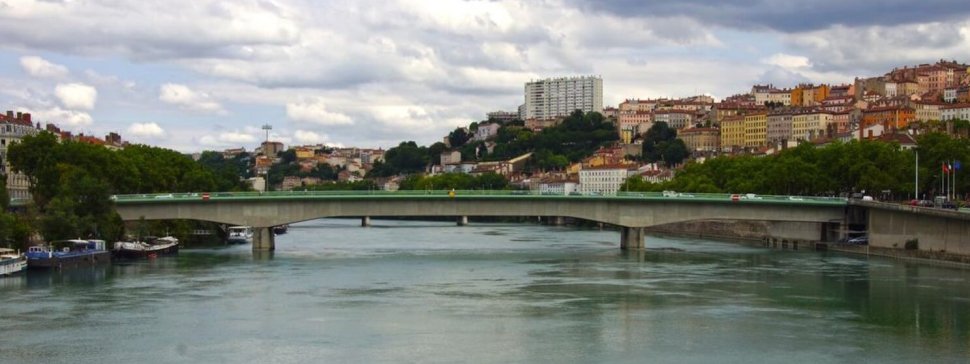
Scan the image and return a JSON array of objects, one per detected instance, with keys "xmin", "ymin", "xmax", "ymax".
[
  {"xmin": 579, "ymin": 166, "xmax": 630, "ymax": 195},
  {"xmin": 0, "ymin": 111, "xmax": 40, "ymax": 201},
  {"xmin": 941, "ymin": 104, "xmax": 970, "ymax": 121},
  {"xmin": 524, "ymin": 76, "xmax": 603, "ymax": 120}
]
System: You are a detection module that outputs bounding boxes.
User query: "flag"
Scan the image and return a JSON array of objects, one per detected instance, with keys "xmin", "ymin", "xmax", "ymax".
[
  {"xmin": 955, "ymin": 160, "xmax": 962, "ymax": 171},
  {"xmin": 943, "ymin": 162, "xmax": 949, "ymax": 173}
]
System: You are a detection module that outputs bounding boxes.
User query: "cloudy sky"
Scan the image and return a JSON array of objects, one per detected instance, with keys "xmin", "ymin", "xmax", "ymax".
[{"xmin": 1, "ymin": 0, "xmax": 969, "ymax": 152}]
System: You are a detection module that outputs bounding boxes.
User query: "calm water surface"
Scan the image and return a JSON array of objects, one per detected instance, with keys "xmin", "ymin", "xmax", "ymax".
[{"xmin": 1, "ymin": 219, "xmax": 969, "ymax": 363}]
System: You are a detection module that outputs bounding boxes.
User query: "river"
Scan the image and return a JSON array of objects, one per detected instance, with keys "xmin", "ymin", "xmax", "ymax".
[{"xmin": 1, "ymin": 219, "xmax": 969, "ymax": 363}]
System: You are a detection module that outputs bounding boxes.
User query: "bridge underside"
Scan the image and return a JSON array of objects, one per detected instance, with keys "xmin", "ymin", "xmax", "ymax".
[{"xmin": 116, "ymin": 198, "xmax": 845, "ymax": 251}]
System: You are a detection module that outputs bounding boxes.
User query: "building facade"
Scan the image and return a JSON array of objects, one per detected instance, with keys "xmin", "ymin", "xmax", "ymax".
[
  {"xmin": 743, "ymin": 112, "xmax": 768, "ymax": 148},
  {"xmin": 579, "ymin": 166, "xmax": 629, "ymax": 195},
  {"xmin": 679, "ymin": 128, "xmax": 720, "ymax": 153},
  {"xmin": 720, "ymin": 115, "xmax": 745, "ymax": 151},
  {"xmin": 0, "ymin": 111, "xmax": 40, "ymax": 201},
  {"xmin": 524, "ymin": 76, "xmax": 603, "ymax": 120}
]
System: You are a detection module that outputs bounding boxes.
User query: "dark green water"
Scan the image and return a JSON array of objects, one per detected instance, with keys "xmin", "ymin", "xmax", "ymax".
[{"xmin": 1, "ymin": 219, "xmax": 969, "ymax": 363}]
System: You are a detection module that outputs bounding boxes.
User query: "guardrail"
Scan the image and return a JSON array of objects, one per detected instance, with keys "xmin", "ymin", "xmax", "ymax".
[{"xmin": 109, "ymin": 190, "xmax": 848, "ymax": 206}]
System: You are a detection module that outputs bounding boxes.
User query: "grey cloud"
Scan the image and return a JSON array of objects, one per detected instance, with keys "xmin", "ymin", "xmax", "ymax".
[{"xmin": 571, "ymin": 0, "xmax": 970, "ymax": 32}]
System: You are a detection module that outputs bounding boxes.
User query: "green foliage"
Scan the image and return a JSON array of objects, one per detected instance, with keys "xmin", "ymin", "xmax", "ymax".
[
  {"xmin": 482, "ymin": 110, "xmax": 617, "ymax": 168},
  {"xmin": 905, "ymin": 238, "xmax": 919, "ymax": 250},
  {"xmin": 399, "ymin": 173, "xmax": 509, "ymax": 190},
  {"xmin": 448, "ymin": 128, "xmax": 471, "ymax": 148},
  {"xmin": 621, "ymin": 138, "xmax": 941, "ymax": 197},
  {"xmin": 367, "ymin": 141, "xmax": 429, "ymax": 177},
  {"xmin": 641, "ymin": 122, "xmax": 687, "ymax": 166},
  {"xmin": 6, "ymin": 132, "xmax": 248, "ymax": 241},
  {"xmin": 304, "ymin": 180, "xmax": 378, "ymax": 191}
]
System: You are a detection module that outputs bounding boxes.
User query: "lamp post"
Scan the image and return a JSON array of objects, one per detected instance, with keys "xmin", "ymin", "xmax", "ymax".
[{"xmin": 915, "ymin": 149, "xmax": 918, "ymax": 201}]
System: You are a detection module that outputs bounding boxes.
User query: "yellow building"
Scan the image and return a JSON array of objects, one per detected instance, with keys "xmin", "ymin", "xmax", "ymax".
[
  {"xmin": 294, "ymin": 146, "xmax": 315, "ymax": 160},
  {"xmin": 743, "ymin": 112, "xmax": 767, "ymax": 148},
  {"xmin": 791, "ymin": 110, "xmax": 833, "ymax": 141},
  {"xmin": 719, "ymin": 115, "xmax": 745, "ymax": 151}
]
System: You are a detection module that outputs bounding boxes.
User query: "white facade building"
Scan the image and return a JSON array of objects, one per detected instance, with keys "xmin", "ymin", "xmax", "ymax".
[
  {"xmin": 941, "ymin": 104, "xmax": 970, "ymax": 121},
  {"xmin": 524, "ymin": 76, "xmax": 603, "ymax": 120},
  {"xmin": 474, "ymin": 123, "xmax": 500, "ymax": 141},
  {"xmin": 0, "ymin": 111, "xmax": 40, "ymax": 201},
  {"xmin": 579, "ymin": 167, "xmax": 630, "ymax": 195}
]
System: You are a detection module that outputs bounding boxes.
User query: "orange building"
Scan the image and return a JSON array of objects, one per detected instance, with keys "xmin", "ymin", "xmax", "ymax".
[{"xmin": 862, "ymin": 106, "xmax": 915, "ymax": 135}]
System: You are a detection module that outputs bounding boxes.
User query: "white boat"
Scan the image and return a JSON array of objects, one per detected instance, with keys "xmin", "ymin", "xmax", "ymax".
[
  {"xmin": 112, "ymin": 236, "xmax": 180, "ymax": 259},
  {"xmin": 0, "ymin": 248, "xmax": 28, "ymax": 276},
  {"xmin": 227, "ymin": 226, "xmax": 253, "ymax": 244}
]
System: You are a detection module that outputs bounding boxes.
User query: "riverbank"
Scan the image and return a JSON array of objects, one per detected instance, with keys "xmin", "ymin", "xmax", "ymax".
[{"xmin": 646, "ymin": 219, "xmax": 970, "ymax": 267}]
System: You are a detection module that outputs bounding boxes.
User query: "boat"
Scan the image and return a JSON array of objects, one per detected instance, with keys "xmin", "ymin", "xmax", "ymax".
[
  {"xmin": 0, "ymin": 248, "xmax": 27, "ymax": 276},
  {"xmin": 227, "ymin": 226, "xmax": 253, "ymax": 244},
  {"xmin": 25, "ymin": 239, "xmax": 111, "ymax": 269},
  {"xmin": 112, "ymin": 236, "xmax": 180, "ymax": 259},
  {"xmin": 272, "ymin": 224, "xmax": 288, "ymax": 235}
]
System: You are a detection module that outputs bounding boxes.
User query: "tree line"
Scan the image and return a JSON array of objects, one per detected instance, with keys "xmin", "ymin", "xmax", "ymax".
[
  {"xmin": 0, "ymin": 132, "xmax": 250, "ymax": 248},
  {"xmin": 622, "ymin": 132, "xmax": 968, "ymax": 201}
]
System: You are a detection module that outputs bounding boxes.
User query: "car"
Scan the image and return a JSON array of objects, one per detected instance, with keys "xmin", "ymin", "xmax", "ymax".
[
  {"xmin": 862, "ymin": 196, "xmax": 874, "ymax": 201},
  {"xmin": 730, "ymin": 194, "xmax": 741, "ymax": 201},
  {"xmin": 847, "ymin": 236, "xmax": 868, "ymax": 245},
  {"xmin": 742, "ymin": 193, "xmax": 762, "ymax": 200},
  {"xmin": 788, "ymin": 196, "xmax": 804, "ymax": 201},
  {"xmin": 662, "ymin": 190, "xmax": 678, "ymax": 197},
  {"xmin": 918, "ymin": 200, "xmax": 935, "ymax": 207},
  {"xmin": 154, "ymin": 194, "xmax": 174, "ymax": 199},
  {"xmin": 941, "ymin": 201, "xmax": 958, "ymax": 210}
]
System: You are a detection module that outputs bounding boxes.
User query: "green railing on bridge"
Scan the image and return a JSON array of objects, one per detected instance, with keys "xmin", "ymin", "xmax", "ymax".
[{"xmin": 109, "ymin": 190, "xmax": 848, "ymax": 206}]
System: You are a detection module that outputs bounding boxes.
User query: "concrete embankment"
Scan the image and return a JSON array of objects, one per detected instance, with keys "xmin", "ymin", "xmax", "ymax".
[{"xmin": 649, "ymin": 219, "xmax": 970, "ymax": 266}]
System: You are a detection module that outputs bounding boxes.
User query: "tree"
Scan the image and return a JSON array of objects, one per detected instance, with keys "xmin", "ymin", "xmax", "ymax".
[{"xmin": 448, "ymin": 128, "xmax": 471, "ymax": 148}]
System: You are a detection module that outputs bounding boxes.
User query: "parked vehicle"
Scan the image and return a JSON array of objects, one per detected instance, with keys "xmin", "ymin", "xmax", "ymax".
[{"xmin": 847, "ymin": 236, "xmax": 868, "ymax": 245}]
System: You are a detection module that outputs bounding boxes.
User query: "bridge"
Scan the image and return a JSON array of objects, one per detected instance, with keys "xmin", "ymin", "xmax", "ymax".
[{"xmin": 112, "ymin": 191, "xmax": 848, "ymax": 251}]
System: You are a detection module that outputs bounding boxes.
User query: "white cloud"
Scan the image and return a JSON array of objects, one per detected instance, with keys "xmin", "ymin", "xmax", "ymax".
[
  {"xmin": 762, "ymin": 53, "xmax": 812, "ymax": 69},
  {"xmin": 286, "ymin": 97, "xmax": 353, "ymax": 125},
  {"xmin": 20, "ymin": 56, "xmax": 69, "ymax": 78},
  {"xmin": 198, "ymin": 131, "xmax": 258, "ymax": 147},
  {"xmin": 32, "ymin": 107, "xmax": 93, "ymax": 127},
  {"xmin": 54, "ymin": 83, "xmax": 97, "ymax": 110},
  {"xmin": 293, "ymin": 130, "xmax": 329, "ymax": 144},
  {"xmin": 127, "ymin": 122, "xmax": 166, "ymax": 138},
  {"xmin": 159, "ymin": 83, "xmax": 224, "ymax": 113}
]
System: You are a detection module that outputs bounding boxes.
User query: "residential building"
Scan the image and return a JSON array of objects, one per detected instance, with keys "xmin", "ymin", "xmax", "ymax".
[
  {"xmin": 525, "ymin": 117, "xmax": 564, "ymax": 131},
  {"xmin": 766, "ymin": 110, "xmax": 793, "ymax": 145},
  {"xmin": 617, "ymin": 111, "xmax": 651, "ymax": 136},
  {"xmin": 679, "ymin": 128, "xmax": 720, "ymax": 153},
  {"xmin": 440, "ymin": 150, "xmax": 462, "ymax": 165},
  {"xmin": 474, "ymin": 122, "xmax": 500, "ymax": 141},
  {"xmin": 743, "ymin": 111, "xmax": 768, "ymax": 147},
  {"xmin": 791, "ymin": 109, "xmax": 833, "ymax": 141},
  {"xmin": 601, "ymin": 106, "xmax": 618, "ymax": 119},
  {"xmin": 653, "ymin": 110, "xmax": 693, "ymax": 130},
  {"xmin": 579, "ymin": 165, "xmax": 630, "ymax": 195},
  {"xmin": 941, "ymin": 104, "xmax": 970, "ymax": 121},
  {"xmin": 523, "ymin": 75, "xmax": 603, "ymax": 120},
  {"xmin": 862, "ymin": 106, "xmax": 915, "ymax": 133},
  {"xmin": 486, "ymin": 110, "xmax": 518, "ymax": 123},
  {"xmin": 914, "ymin": 102, "xmax": 944, "ymax": 122},
  {"xmin": 538, "ymin": 177, "xmax": 579, "ymax": 195},
  {"xmin": 0, "ymin": 111, "xmax": 40, "ymax": 200},
  {"xmin": 945, "ymin": 87, "xmax": 958, "ymax": 103},
  {"xmin": 720, "ymin": 115, "xmax": 745, "ymax": 151},
  {"xmin": 791, "ymin": 84, "xmax": 830, "ymax": 106},
  {"xmin": 260, "ymin": 141, "xmax": 284, "ymax": 157}
]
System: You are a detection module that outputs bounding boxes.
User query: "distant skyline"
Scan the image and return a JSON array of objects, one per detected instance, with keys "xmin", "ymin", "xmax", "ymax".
[{"xmin": 1, "ymin": 0, "xmax": 969, "ymax": 152}]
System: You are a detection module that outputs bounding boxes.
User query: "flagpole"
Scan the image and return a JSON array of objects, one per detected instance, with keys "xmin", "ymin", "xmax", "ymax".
[{"xmin": 915, "ymin": 150, "xmax": 919, "ymax": 200}]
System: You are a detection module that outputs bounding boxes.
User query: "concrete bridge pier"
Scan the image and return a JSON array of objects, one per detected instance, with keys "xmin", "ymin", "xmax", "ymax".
[
  {"xmin": 457, "ymin": 216, "xmax": 469, "ymax": 226},
  {"xmin": 362, "ymin": 216, "xmax": 371, "ymax": 227},
  {"xmin": 620, "ymin": 226, "xmax": 645, "ymax": 250},
  {"xmin": 253, "ymin": 227, "xmax": 275, "ymax": 251}
]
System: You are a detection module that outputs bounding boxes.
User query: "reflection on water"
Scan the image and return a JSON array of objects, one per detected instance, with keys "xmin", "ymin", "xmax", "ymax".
[{"xmin": 0, "ymin": 218, "xmax": 968, "ymax": 363}]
